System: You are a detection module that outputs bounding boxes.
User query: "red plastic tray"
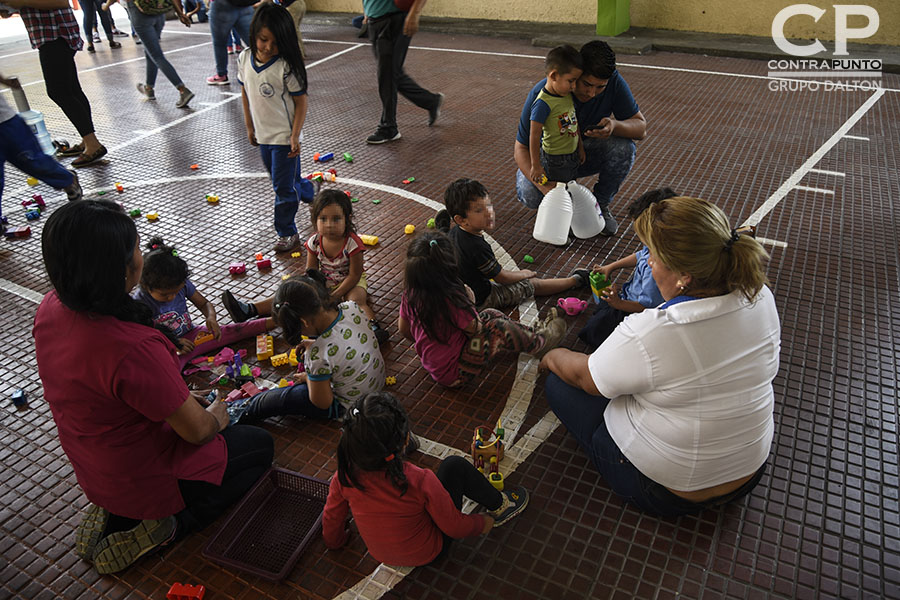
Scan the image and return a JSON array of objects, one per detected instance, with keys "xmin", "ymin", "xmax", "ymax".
[{"xmin": 202, "ymin": 467, "xmax": 329, "ymax": 580}]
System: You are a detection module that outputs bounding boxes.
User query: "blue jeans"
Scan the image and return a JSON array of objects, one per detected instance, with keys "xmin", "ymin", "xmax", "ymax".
[
  {"xmin": 209, "ymin": 0, "xmax": 253, "ymax": 77},
  {"xmin": 517, "ymin": 136, "xmax": 636, "ymax": 210},
  {"xmin": 0, "ymin": 115, "xmax": 75, "ymax": 218},
  {"xmin": 545, "ymin": 372, "xmax": 765, "ymax": 517},
  {"xmin": 259, "ymin": 144, "xmax": 316, "ymax": 237},
  {"xmin": 243, "ymin": 383, "xmax": 341, "ymax": 420},
  {"xmin": 540, "ymin": 148, "xmax": 580, "ymax": 184},
  {"xmin": 127, "ymin": 3, "xmax": 184, "ymax": 89},
  {"xmin": 82, "ymin": 0, "xmax": 114, "ymax": 43},
  {"xmin": 183, "ymin": 0, "xmax": 208, "ymax": 22}
]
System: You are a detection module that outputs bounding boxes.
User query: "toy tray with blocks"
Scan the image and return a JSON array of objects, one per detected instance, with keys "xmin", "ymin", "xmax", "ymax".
[{"xmin": 202, "ymin": 468, "xmax": 329, "ymax": 580}]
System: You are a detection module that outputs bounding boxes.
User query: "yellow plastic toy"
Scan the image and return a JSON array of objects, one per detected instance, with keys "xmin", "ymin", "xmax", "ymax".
[
  {"xmin": 288, "ymin": 348, "xmax": 298, "ymax": 367},
  {"xmin": 359, "ymin": 234, "xmax": 379, "ymax": 246},
  {"xmin": 194, "ymin": 331, "xmax": 214, "ymax": 346},
  {"xmin": 291, "ymin": 252, "xmax": 302, "ymax": 258},
  {"xmin": 146, "ymin": 212, "xmax": 159, "ymax": 221},
  {"xmin": 256, "ymin": 334, "xmax": 274, "ymax": 361},
  {"xmin": 404, "ymin": 224, "xmax": 415, "ymax": 235},
  {"xmin": 385, "ymin": 375, "xmax": 397, "ymax": 386},
  {"xmin": 26, "ymin": 176, "xmax": 38, "ymax": 186},
  {"xmin": 271, "ymin": 352, "xmax": 289, "ymax": 367}
]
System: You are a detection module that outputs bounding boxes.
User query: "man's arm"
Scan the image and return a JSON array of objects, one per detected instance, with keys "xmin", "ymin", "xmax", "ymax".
[
  {"xmin": 403, "ymin": 0, "xmax": 426, "ymax": 36},
  {"xmin": 584, "ymin": 110, "xmax": 646, "ymax": 141}
]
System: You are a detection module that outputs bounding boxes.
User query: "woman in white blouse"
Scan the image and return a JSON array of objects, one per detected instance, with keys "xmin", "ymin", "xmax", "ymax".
[{"xmin": 542, "ymin": 196, "xmax": 781, "ymax": 516}]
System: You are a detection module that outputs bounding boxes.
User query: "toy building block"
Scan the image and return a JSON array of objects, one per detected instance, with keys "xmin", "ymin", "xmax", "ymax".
[
  {"xmin": 146, "ymin": 212, "xmax": 159, "ymax": 221},
  {"xmin": 278, "ymin": 378, "xmax": 291, "ymax": 387},
  {"xmin": 206, "ymin": 194, "xmax": 219, "ymax": 204},
  {"xmin": 270, "ymin": 352, "xmax": 289, "ymax": 367},
  {"xmin": 589, "ymin": 271, "xmax": 611, "ymax": 304},
  {"xmin": 359, "ymin": 234, "xmax": 379, "ymax": 246},
  {"xmin": 25, "ymin": 210, "xmax": 41, "ymax": 221},
  {"xmin": 97, "ymin": 190, "xmax": 106, "ymax": 196},
  {"xmin": 343, "ymin": 152, "xmax": 353, "ymax": 162},
  {"xmin": 35, "ymin": 196, "xmax": 46, "ymax": 209},
  {"xmin": 224, "ymin": 389, "xmax": 244, "ymax": 403},
  {"xmin": 523, "ymin": 254, "xmax": 534, "ymax": 264},
  {"xmin": 350, "ymin": 197, "xmax": 359, "ymax": 203},
  {"xmin": 288, "ymin": 348, "xmax": 298, "ymax": 366},
  {"xmin": 166, "ymin": 582, "xmax": 206, "ymax": 600},
  {"xmin": 291, "ymin": 252, "xmax": 302, "ymax": 258},
  {"xmin": 229, "ymin": 262, "xmax": 246, "ymax": 275},
  {"xmin": 404, "ymin": 224, "xmax": 415, "ymax": 234},
  {"xmin": 115, "ymin": 183, "xmax": 124, "ymax": 193},
  {"xmin": 190, "ymin": 163, "xmax": 200, "ymax": 170},
  {"xmin": 402, "ymin": 176, "xmax": 415, "ymax": 184},
  {"xmin": 11, "ymin": 389, "xmax": 28, "ymax": 410},
  {"xmin": 194, "ymin": 331, "xmax": 215, "ymax": 346},
  {"xmin": 129, "ymin": 209, "xmax": 142, "ymax": 218},
  {"xmin": 312, "ymin": 152, "xmax": 320, "ymax": 161},
  {"xmin": 256, "ymin": 259, "xmax": 272, "ymax": 270},
  {"xmin": 489, "ymin": 471, "xmax": 504, "ymax": 491},
  {"xmin": 251, "ymin": 366, "xmax": 261, "ymax": 377},
  {"xmin": 328, "ymin": 168, "xmax": 337, "ymax": 176},
  {"xmin": 385, "ymin": 376, "xmax": 396, "ymax": 386},
  {"xmin": 26, "ymin": 176, "xmax": 38, "ymax": 186},
  {"xmin": 281, "ymin": 274, "xmax": 291, "ymax": 281},
  {"xmin": 240, "ymin": 381, "xmax": 262, "ymax": 397},
  {"xmin": 21, "ymin": 199, "xmax": 32, "ymax": 207},
  {"xmin": 371, "ymin": 198, "xmax": 381, "ymax": 204},
  {"xmin": 4, "ymin": 226, "xmax": 31, "ymax": 238},
  {"xmin": 427, "ymin": 218, "xmax": 436, "ymax": 229},
  {"xmin": 317, "ymin": 152, "xmax": 334, "ymax": 162},
  {"xmin": 256, "ymin": 334, "xmax": 274, "ymax": 361}
]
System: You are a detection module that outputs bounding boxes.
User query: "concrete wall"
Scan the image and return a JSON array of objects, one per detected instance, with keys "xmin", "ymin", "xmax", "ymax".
[{"xmin": 309, "ymin": 0, "xmax": 898, "ymax": 46}]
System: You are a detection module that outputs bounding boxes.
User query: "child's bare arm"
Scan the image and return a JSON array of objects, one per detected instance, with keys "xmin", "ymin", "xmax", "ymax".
[
  {"xmin": 288, "ymin": 93, "xmax": 307, "ymax": 158},
  {"xmin": 189, "ymin": 289, "xmax": 221, "ymax": 338},
  {"xmin": 307, "ymin": 378, "xmax": 334, "ymax": 410},
  {"xmin": 330, "ymin": 252, "xmax": 363, "ymax": 300},
  {"xmin": 528, "ymin": 121, "xmax": 545, "ymax": 183},
  {"xmin": 305, "ymin": 246, "xmax": 318, "ymax": 271},
  {"xmin": 493, "ymin": 268, "xmax": 536, "ymax": 285},
  {"xmin": 397, "ymin": 315, "xmax": 413, "ymax": 341},
  {"xmin": 593, "ymin": 253, "xmax": 637, "ymax": 278},
  {"xmin": 241, "ymin": 88, "xmax": 257, "ymax": 146}
]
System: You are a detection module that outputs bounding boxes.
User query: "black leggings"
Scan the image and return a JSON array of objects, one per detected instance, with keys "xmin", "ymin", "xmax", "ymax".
[
  {"xmin": 38, "ymin": 38, "xmax": 96, "ymax": 138},
  {"xmin": 104, "ymin": 425, "xmax": 274, "ymax": 537},
  {"xmin": 430, "ymin": 456, "xmax": 503, "ymax": 563}
]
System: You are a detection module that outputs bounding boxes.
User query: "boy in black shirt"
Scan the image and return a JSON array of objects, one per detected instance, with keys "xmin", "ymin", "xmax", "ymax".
[{"xmin": 436, "ymin": 178, "xmax": 589, "ymax": 309}]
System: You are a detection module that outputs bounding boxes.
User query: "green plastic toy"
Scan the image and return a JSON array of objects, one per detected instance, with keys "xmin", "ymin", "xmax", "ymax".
[
  {"xmin": 427, "ymin": 218, "xmax": 436, "ymax": 229},
  {"xmin": 523, "ymin": 254, "xmax": 534, "ymax": 264},
  {"xmin": 343, "ymin": 152, "xmax": 353, "ymax": 162},
  {"xmin": 589, "ymin": 271, "xmax": 611, "ymax": 303}
]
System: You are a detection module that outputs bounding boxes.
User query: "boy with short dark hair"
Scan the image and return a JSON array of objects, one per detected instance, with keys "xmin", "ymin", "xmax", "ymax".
[
  {"xmin": 436, "ymin": 178, "xmax": 589, "ymax": 310},
  {"xmin": 528, "ymin": 45, "xmax": 584, "ymax": 187}
]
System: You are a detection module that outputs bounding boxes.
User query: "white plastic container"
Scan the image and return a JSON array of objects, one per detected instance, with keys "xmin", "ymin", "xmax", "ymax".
[
  {"xmin": 533, "ymin": 181, "xmax": 573, "ymax": 245},
  {"xmin": 567, "ymin": 181, "xmax": 605, "ymax": 239}
]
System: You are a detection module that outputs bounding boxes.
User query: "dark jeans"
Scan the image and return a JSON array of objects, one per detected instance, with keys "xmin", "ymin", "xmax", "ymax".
[
  {"xmin": 367, "ymin": 11, "xmax": 440, "ymax": 136},
  {"xmin": 243, "ymin": 383, "xmax": 340, "ymax": 420},
  {"xmin": 577, "ymin": 301, "xmax": 627, "ymax": 351},
  {"xmin": 82, "ymin": 0, "xmax": 114, "ymax": 42},
  {"xmin": 430, "ymin": 455, "xmax": 502, "ymax": 563},
  {"xmin": 37, "ymin": 38, "xmax": 95, "ymax": 137},
  {"xmin": 104, "ymin": 424, "xmax": 274, "ymax": 537},
  {"xmin": 183, "ymin": 0, "xmax": 208, "ymax": 22},
  {"xmin": 259, "ymin": 144, "xmax": 316, "ymax": 237},
  {"xmin": 540, "ymin": 148, "xmax": 580, "ymax": 184},
  {"xmin": 545, "ymin": 373, "xmax": 765, "ymax": 517}
]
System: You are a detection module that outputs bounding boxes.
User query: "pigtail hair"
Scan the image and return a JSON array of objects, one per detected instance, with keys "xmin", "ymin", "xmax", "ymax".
[{"xmin": 337, "ymin": 393, "xmax": 410, "ymax": 495}]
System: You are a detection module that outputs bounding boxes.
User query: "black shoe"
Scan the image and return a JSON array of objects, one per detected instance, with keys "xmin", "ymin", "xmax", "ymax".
[
  {"xmin": 428, "ymin": 93, "xmax": 444, "ymax": 127},
  {"xmin": 369, "ymin": 319, "xmax": 389, "ymax": 344},
  {"xmin": 357, "ymin": 21, "xmax": 368, "ymax": 38},
  {"xmin": 221, "ymin": 290, "xmax": 257, "ymax": 323},
  {"xmin": 599, "ymin": 205, "xmax": 618, "ymax": 236},
  {"xmin": 366, "ymin": 130, "xmax": 401, "ymax": 145},
  {"xmin": 568, "ymin": 269, "xmax": 591, "ymax": 289},
  {"xmin": 434, "ymin": 209, "xmax": 451, "ymax": 232}
]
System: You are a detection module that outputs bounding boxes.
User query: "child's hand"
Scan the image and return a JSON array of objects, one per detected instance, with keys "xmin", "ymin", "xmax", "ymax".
[
  {"xmin": 291, "ymin": 372, "xmax": 308, "ymax": 385},
  {"xmin": 529, "ymin": 165, "xmax": 546, "ymax": 185},
  {"xmin": 464, "ymin": 284, "xmax": 476, "ymax": 304},
  {"xmin": 247, "ymin": 129, "xmax": 258, "ymax": 147},
  {"xmin": 205, "ymin": 319, "xmax": 222, "ymax": 339},
  {"xmin": 600, "ymin": 283, "xmax": 623, "ymax": 308},
  {"xmin": 177, "ymin": 337, "xmax": 195, "ymax": 353},
  {"xmin": 481, "ymin": 515, "xmax": 495, "ymax": 534},
  {"xmin": 288, "ymin": 138, "xmax": 300, "ymax": 158},
  {"xmin": 578, "ymin": 145, "xmax": 586, "ymax": 165},
  {"xmin": 519, "ymin": 269, "xmax": 536, "ymax": 280},
  {"xmin": 593, "ymin": 264, "xmax": 614, "ymax": 279}
]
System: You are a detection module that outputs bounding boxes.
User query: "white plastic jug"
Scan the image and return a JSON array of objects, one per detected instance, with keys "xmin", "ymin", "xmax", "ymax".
[
  {"xmin": 533, "ymin": 182, "xmax": 573, "ymax": 245},
  {"xmin": 20, "ymin": 110, "xmax": 54, "ymax": 155},
  {"xmin": 567, "ymin": 181, "xmax": 605, "ymax": 239}
]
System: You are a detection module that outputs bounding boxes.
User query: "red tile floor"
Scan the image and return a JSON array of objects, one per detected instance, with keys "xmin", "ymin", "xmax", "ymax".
[{"xmin": 1, "ymin": 12, "xmax": 899, "ymax": 600}]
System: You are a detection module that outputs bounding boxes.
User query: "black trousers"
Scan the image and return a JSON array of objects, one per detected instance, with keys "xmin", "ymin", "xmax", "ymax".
[
  {"xmin": 37, "ymin": 38, "xmax": 96, "ymax": 138},
  {"xmin": 367, "ymin": 11, "xmax": 439, "ymax": 135}
]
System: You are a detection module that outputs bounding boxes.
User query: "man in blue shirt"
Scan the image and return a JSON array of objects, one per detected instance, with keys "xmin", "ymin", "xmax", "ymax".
[{"xmin": 514, "ymin": 41, "xmax": 646, "ymax": 236}]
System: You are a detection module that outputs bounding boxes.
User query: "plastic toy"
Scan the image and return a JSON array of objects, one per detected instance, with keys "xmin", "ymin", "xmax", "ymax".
[
  {"xmin": 523, "ymin": 254, "xmax": 534, "ymax": 264},
  {"xmin": 385, "ymin": 376, "xmax": 396, "ymax": 386},
  {"xmin": 271, "ymin": 352, "xmax": 289, "ymax": 367},
  {"xmin": 472, "ymin": 420, "xmax": 504, "ymax": 490},
  {"xmin": 25, "ymin": 210, "xmax": 41, "ymax": 221},
  {"xmin": 281, "ymin": 274, "xmax": 291, "ymax": 281},
  {"xmin": 115, "ymin": 183, "xmax": 124, "ymax": 193},
  {"xmin": 426, "ymin": 218, "xmax": 436, "ymax": 229},
  {"xmin": 240, "ymin": 381, "xmax": 261, "ymax": 397},
  {"xmin": 404, "ymin": 224, "xmax": 415, "ymax": 234},
  {"xmin": 228, "ymin": 262, "xmax": 246, "ymax": 275},
  {"xmin": 4, "ymin": 226, "xmax": 31, "ymax": 238},
  {"xmin": 129, "ymin": 209, "xmax": 141, "ymax": 217},
  {"xmin": 146, "ymin": 212, "xmax": 159, "ymax": 221},
  {"xmin": 538, "ymin": 175, "xmax": 548, "ymax": 185},
  {"xmin": 26, "ymin": 176, "xmax": 38, "ymax": 186},
  {"xmin": 351, "ymin": 197, "xmax": 359, "ymax": 203},
  {"xmin": 194, "ymin": 331, "xmax": 215, "ymax": 345},
  {"xmin": 288, "ymin": 348, "xmax": 298, "ymax": 367},
  {"xmin": 190, "ymin": 164, "xmax": 199, "ymax": 170},
  {"xmin": 166, "ymin": 583, "xmax": 205, "ymax": 600},
  {"xmin": 371, "ymin": 198, "xmax": 381, "ymax": 204},
  {"xmin": 589, "ymin": 271, "xmax": 611, "ymax": 303},
  {"xmin": 206, "ymin": 194, "xmax": 219, "ymax": 204},
  {"xmin": 291, "ymin": 252, "xmax": 302, "ymax": 258},
  {"xmin": 557, "ymin": 297, "xmax": 588, "ymax": 316},
  {"xmin": 328, "ymin": 168, "xmax": 337, "ymax": 176},
  {"xmin": 11, "ymin": 389, "xmax": 28, "ymax": 410},
  {"xmin": 21, "ymin": 199, "xmax": 32, "ymax": 208},
  {"xmin": 256, "ymin": 259, "xmax": 271, "ymax": 270},
  {"xmin": 359, "ymin": 234, "xmax": 378, "ymax": 246},
  {"xmin": 317, "ymin": 152, "xmax": 334, "ymax": 162},
  {"xmin": 240, "ymin": 363, "xmax": 251, "ymax": 377},
  {"xmin": 402, "ymin": 176, "xmax": 415, "ymax": 184},
  {"xmin": 32, "ymin": 194, "xmax": 44, "ymax": 205},
  {"xmin": 97, "ymin": 190, "xmax": 106, "ymax": 196},
  {"xmin": 343, "ymin": 190, "xmax": 351, "ymax": 197},
  {"xmin": 278, "ymin": 378, "xmax": 292, "ymax": 387},
  {"xmin": 343, "ymin": 152, "xmax": 353, "ymax": 162},
  {"xmin": 256, "ymin": 334, "xmax": 274, "ymax": 360},
  {"xmin": 255, "ymin": 252, "xmax": 264, "ymax": 261},
  {"xmin": 251, "ymin": 366, "xmax": 261, "ymax": 377}
]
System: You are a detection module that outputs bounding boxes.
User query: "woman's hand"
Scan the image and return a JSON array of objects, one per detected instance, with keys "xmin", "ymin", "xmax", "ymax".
[
  {"xmin": 206, "ymin": 400, "xmax": 229, "ymax": 432},
  {"xmin": 177, "ymin": 337, "xmax": 195, "ymax": 353}
]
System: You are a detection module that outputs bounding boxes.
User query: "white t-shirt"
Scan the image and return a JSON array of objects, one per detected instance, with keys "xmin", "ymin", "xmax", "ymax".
[
  {"xmin": 590, "ymin": 287, "xmax": 781, "ymax": 491},
  {"xmin": 237, "ymin": 50, "xmax": 307, "ymax": 145}
]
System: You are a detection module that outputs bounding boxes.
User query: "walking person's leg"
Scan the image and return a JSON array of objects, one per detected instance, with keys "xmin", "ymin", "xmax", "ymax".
[
  {"xmin": 207, "ymin": 0, "xmax": 233, "ymax": 82},
  {"xmin": 390, "ymin": 24, "xmax": 440, "ymax": 115},
  {"xmin": 264, "ymin": 145, "xmax": 301, "ymax": 246},
  {"xmin": 367, "ymin": 15, "xmax": 401, "ymax": 142},
  {"xmin": 82, "ymin": 0, "xmax": 98, "ymax": 50}
]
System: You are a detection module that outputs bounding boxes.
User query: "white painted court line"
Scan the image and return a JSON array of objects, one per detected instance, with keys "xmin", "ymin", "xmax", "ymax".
[
  {"xmin": 793, "ymin": 185, "xmax": 835, "ymax": 195},
  {"xmin": 809, "ymin": 168, "xmax": 845, "ymax": 177},
  {"xmin": 756, "ymin": 237, "xmax": 788, "ymax": 249},
  {"xmin": 742, "ymin": 88, "xmax": 885, "ymax": 227},
  {"xmin": 843, "ymin": 134, "xmax": 870, "ymax": 141},
  {"xmin": 0, "ymin": 278, "xmax": 45, "ymax": 304}
]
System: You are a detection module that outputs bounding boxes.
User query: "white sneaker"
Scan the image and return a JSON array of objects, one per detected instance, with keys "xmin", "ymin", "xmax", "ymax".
[{"xmin": 273, "ymin": 233, "xmax": 300, "ymax": 252}]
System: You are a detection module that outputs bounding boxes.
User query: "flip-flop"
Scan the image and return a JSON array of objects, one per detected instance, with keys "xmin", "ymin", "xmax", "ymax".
[
  {"xmin": 72, "ymin": 145, "xmax": 108, "ymax": 168},
  {"xmin": 57, "ymin": 142, "xmax": 84, "ymax": 157}
]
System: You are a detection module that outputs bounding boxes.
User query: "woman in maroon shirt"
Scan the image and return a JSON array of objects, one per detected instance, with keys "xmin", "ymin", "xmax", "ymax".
[{"xmin": 34, "ymin": 200, "xmax": 273, "ymax": 574}]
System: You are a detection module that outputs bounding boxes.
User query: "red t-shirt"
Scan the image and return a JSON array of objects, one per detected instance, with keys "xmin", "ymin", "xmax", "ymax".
[
  {"xmin": 322, "ymin": 462, "xmax": 486, "ymax": 566},
  {"xmin": 32, "ymin": 292, "xmax": 227, "ymax": 519}
]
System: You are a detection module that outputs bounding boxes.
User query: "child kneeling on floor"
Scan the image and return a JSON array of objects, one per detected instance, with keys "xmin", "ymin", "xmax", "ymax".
[
  {"xmin": 241, "ymin": 269, "xmax": 385, "ymax": 421},
  {"xmin": 132, "ymin": 237, "xmax": 276, "ymax": 370},
  {"xmin": 398, "ymin": 231, "xmax": 566, "ymax": 387},
  {"xmin": 322, "ymin": 393, "xmax": 529, "ymax": 566}
]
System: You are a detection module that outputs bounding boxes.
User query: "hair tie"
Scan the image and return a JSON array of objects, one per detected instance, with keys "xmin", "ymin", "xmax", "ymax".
[
  {"xmin": 171, "ymin": 250, "xmax": 178, "ymax": 257},
  {"xmin": 151, "ymin": 244, "xmax": 159, "ymax": 250},
  {"xmin": 724, "ymin": 228, "xmax": 740, "ymax": 251},
  {"xmin": 429, "ymin": 239, "xmax": 438, "ymax": 248},
  {"xmin": 384, "ymin": 453, "xmax": 395, "ymax": 462},
  {"xmin": 351, "ymin": 407, "xmax": 360, "ymax": 417}
]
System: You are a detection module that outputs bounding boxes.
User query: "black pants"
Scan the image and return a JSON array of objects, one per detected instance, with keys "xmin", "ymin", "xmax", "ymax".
[
  {"xmin": 38, "ymin": 38, "xmax": 96, "ymax": 138},
  {"xmin": 104, "ymin": 425, "xmax": 274, "ymax": 537},
  {"xmin": 577, "ymin": 301, "xmax": 627, "ymax": 351},
  {"xmin": 367, "ymin": 11, "xmax": 439, "ymax": 136},
  {"xmin": 430, "ymin": 455, "xmax": 502, "ymax": 563}
]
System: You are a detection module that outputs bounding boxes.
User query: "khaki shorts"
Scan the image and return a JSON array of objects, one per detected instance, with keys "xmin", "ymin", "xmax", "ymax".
[
  {"xmin": 330, "ymin": 272, "xmax": 367, "ymax": 293},
  {"xmin": 478, "ymin": 279, "xmax": 534, "ymax": 310}
]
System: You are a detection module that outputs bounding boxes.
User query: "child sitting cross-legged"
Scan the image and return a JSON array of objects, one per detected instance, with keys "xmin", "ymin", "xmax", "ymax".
[
  {"xmin": 435, "ymin": 178, "xmax": 590, "ymax": 310},
  {"xmin": 398, "ymin": 231, "xmax": 566, "ymax": 387},
  {"xmin": 132, "ymin": 237, "xmax": 276, "ymax": 371},
  {"xmin": 577, "ymin": 188, "xmax": 676, "ymax": 350},
  {"xmin": 322, "ymin": 392, "xmax": 529, "ymax": 566}
]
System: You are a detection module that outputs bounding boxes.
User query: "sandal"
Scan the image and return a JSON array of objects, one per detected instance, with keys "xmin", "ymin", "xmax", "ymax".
[
  {"xmin": 57, "ymin": 142, "xmax": 84, "ymax": 157},
  {"xmin": 72, "ymin": 145, "xmax": 108, "ymax": 168}
]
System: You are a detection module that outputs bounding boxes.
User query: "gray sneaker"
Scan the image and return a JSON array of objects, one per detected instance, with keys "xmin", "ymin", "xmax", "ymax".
[
  {"xmin": 599, "ymin": 204, "xmax": 618, "ymax": 236},
  {"xmin": 176, "ymin": 88, "xmax": 195, "ymax": 109},
  {"xmin": 489, "ymin": 486, "xmax": 529, "ymax": 527},
  {"xmin": 273, "ymin": 233, "xmax": 300, "ymax": 252},
  {"xmin": 91, "ymin": 516, "xmax": 176, "ymax": 574},
  {"xmin": 532, "ymin": 309, "xmax": 567, "ymax": 360},
  {"xmin": 136, "ymin": 83, "xmax": 155, "ymax": 99},
  {"xmin": 75, "ymin": 503, "xmax": 108, "ymax": 559}
]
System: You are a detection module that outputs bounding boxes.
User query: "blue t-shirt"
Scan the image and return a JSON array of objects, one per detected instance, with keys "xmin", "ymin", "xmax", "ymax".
[
  {"xmin": 516, "ymin": 71, "xmax": 639, "ymax": 147},
  {"xmin": 620, "ymin": 247, "xmax": 664, "ymax": 308},
  {"xmin": 132, "ymin": 279, "xmax": 197, "ymax": 338}
]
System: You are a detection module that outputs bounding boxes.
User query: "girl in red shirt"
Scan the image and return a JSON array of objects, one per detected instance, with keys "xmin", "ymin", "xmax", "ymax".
[{"xmin": 322, "ymin": 393, "xmax": 529, "ymax": 566}]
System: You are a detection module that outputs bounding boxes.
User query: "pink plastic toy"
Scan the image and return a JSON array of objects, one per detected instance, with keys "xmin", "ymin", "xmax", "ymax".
[{"xmin": 557, "ymin": 297, "xmax": 588, "ymax": 316}]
